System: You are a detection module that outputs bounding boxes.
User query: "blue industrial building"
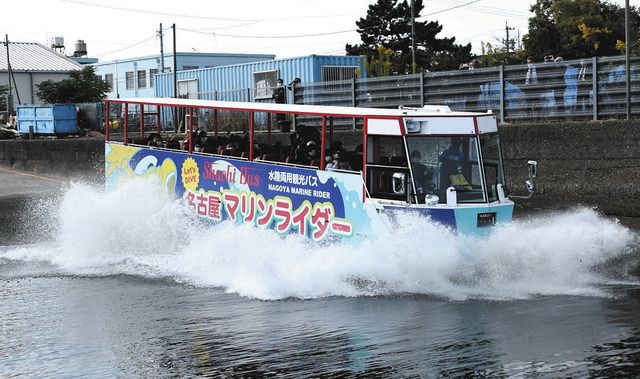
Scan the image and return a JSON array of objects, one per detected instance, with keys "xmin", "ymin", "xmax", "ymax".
[
  {"xmin": 154, "ymin": 55, "xmax": 364, "ymax": 102},
  {"xmin": 92, "ymin": 52, "xmax": 275, "ymax": 99}
]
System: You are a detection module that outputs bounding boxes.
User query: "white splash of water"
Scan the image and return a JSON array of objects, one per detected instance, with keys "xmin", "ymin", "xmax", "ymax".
[{"xmin": 1, "ymin": 179, "xmax": 637, "ymax": 300}]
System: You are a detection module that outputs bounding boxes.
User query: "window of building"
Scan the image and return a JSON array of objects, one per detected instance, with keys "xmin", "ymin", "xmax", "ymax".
[
  {"xmin": 137, "ymin": 70, "xmax": 147, "ymax": 88},
  {"xmin": 182, "ymin": 65, "xmax": 199, "ymax": 70},
  {"xmin": 125, "ymin": 71, "xmax": 134, "ymax": 90},
  {"xmin": 177, "ymin": 79, "xmax": 198, "ymax": 99},
  {"xmin": 253, "ymin": 70, "xmax": 278, "ymax": 100},
  {"xmin": 104, "ymin": 74, "xmax": 114, "ymax": 91},
  {"xmin": 149, "ymin": 69, "xmax": 157, "ymax": 88},
  {"xmin": 321, "ymin": 66, "xmax": 358, "ymax": 82}
]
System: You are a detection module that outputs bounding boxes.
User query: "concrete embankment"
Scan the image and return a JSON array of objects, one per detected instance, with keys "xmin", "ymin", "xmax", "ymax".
[
  {"xmin": 500, "ymin": 120, "xmax": 640, "ymax": 218},
  {"xmin": 0, "ymin": 138, "xmax": 104, "ymax": 181},
  {"xmin": 0, "ymin": 119, "xmax": 638, "ymax": 218}
]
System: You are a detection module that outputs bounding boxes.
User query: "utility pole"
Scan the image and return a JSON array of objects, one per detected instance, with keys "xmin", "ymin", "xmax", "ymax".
[
  {"xmin": 4, "ymin": 34, "xmax": 13, "ymax": 115},
  {"xmin": 410, "ymin": 0, "xmax": 416, "ymax": 74},
  {"xmin": 158, "ymin": 23, "xmax": 165, "ymax": 72},
  {"xmin": 625, "ymin": 0, "xmax": 631, "ymax": 120},
  {"xmin": 503, "ymin": 22, "xmax": 515, "ymax": 54},
  {"xmin": 172, "ymin": 23, "xmax": 177, "ymax": 99},
  {"xmin": 172, "ymin": 23, "xmax": 178, "ymax": 132}
]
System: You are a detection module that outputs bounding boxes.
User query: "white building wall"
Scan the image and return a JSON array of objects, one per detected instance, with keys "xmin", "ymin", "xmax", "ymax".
[{"xmin": 1, "ymin": 72, "xmax": 71, "ymax": 106}]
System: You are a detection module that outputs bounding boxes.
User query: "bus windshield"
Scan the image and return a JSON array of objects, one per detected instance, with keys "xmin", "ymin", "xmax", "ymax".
[{"xmin": 406, "ymin": 136, "xmax": 486, "ymax": 203}]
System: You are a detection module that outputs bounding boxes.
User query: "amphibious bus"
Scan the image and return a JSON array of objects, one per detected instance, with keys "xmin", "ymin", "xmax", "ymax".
[{"xmin": 104, "ymin": 98, "xmax": 535, "ymax": 240}]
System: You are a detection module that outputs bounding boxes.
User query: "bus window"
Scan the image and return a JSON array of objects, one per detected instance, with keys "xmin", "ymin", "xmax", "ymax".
[{"xmin": 366, "ymin": 136, "xmax": 410, "ymax": 201}]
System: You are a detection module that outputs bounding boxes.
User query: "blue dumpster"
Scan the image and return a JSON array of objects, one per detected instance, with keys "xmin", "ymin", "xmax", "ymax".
[{"xmin": 16, "ymin": 104, "xmax": 78, "ymax": 134}]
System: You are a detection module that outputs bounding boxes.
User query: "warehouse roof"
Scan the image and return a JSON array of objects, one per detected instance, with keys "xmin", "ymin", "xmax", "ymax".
[{"xmin": 0, "ymin": 42, "xmax": 82, "ymax": 72}]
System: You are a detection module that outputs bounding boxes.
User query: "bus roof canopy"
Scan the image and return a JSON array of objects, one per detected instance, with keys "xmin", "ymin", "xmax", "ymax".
[{"xmin": 105, "ymin": 97, "xmax": 493, "ymax": 119}]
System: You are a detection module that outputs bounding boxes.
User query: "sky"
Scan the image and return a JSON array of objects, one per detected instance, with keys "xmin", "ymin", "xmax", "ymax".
[{"xmin": 0, "ymin": 0, "xmax": 631, "ymax": 62}]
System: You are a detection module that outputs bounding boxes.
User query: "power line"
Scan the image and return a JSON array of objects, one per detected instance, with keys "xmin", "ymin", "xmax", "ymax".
[
  {"xmin": 94, "ymin": 34, "xmax": 157, "ymax": 57},
  {"xmin": 61, "ymin": 0, "xmax": 360, "ymax": 23},
  {"xmin": 417, "ymin": 0, "xmax": 483, "ymax": 18},
  {"xmin": 429, "ymin": 0, "xmax": 530, "ymax": 19},
  {"xmin": 179, "ymin": 0, "xmax": 486, "ymax": 40},
  {"xmin": 60, "ymin": 0, "xmax": 258, "ymax": 22},
  {"xmin": 178, "ymin": 27, "xmax": 357, "ymax": 39}
]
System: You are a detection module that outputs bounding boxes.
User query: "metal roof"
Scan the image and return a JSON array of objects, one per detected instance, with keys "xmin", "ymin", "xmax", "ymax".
[
  {"xmin": 0, "ymin": 42, "xmax": 82, "ymax": 72},
  {"xmin": 107, "ymin": 97, "xmax": 490, "ymax": 118}
]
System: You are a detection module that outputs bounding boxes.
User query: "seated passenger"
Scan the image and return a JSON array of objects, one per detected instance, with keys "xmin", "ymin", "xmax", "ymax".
[
  {"xmin": 194, "ymin": 130, "xmax": 208, "ymax": 147},
  {"xmin": 147, "ymin": 133, "xmax": 163, "ymax": 147},
  {"xmin": 438, "ymin": 138, "xmax": 464, "ymax": 189},
  {"xmin": 306, "ymin": 141, "xmax": 319, "ymax": 164},
  {"xmin": 223, "ymin": 143, "xmax": 238, "ymax": 156},
  {"xmin": 326, "ymin": 151, "xmax": 352, "ymax": 171},
  {"xmin": 295, "ymin": 140, "xmax": 318, "ymax": 166},
  {"xmin": 410, "ymin": 150, "xmax": 433, "ymax": 194}
]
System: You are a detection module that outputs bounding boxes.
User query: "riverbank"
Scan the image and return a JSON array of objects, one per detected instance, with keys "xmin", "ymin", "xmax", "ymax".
[{"xmin": 0, "ymin": 138, "xmax": 104, "ymax": 182}]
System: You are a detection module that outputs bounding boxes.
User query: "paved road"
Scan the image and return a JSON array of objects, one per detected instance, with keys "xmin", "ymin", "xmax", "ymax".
[
  {"xmin": 0, "ymin": 168, "xmax": 68, "ymax": 199},
  {"xmin": 0, "ymin": 168, "xmax": 68, "ymax": 245}
]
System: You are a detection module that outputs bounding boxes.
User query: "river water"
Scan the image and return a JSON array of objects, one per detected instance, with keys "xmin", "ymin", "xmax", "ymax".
[{"xmin": 1, "ymin": 180, "xmax": 639, "ymax": 377}]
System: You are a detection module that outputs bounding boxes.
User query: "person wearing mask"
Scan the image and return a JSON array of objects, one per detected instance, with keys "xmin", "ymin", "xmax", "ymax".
[
  {"xmin": 272, "ymin": 78, "xmax": 286, "ymax": 104},
  {"xmin": 326, "ymin": 150, "xmax": 352, "ymax": 171},
  {"xmin": 272, "ymin": 78, "xmax": 288, "ymax": 131}
]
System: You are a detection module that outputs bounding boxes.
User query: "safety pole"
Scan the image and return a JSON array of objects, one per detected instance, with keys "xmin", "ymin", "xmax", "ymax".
[
  {"xmin": 362, "ymin": 117, "xmax": 368, "ymax": 202},
  {"xmin": 139, "ymin": 104, "xmax": 145, "ymax": 139},
  {"xmin": 249, "ymin": 111, "xmax": 254, "ymax": 161},
  {"xmin": 267, "ymin": 113, "xmax": 272, "ymax": 145},
  {"xmin": 105, "ymin": 102, "xmax": 110, "ymax": 141},
  {"xmin": 188, "ymin": 107, "xmax": 193, "ymax": 154},
  {"xmin": 156, "ymin": 105, "xmax": 161, "ymax": 134},
  {"xmin": 124, "ymin": 103, "xmax": 128, "ymax": 145},
  {"xmin": 320, "ymin": 116, "xmax": 326, "ymax": 170},
  {"xmin": 329, "ymin": 116, "xmax": 334, "ymax": 149}
]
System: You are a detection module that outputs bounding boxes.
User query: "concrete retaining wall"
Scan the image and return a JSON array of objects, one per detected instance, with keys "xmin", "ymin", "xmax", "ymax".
[
  {"xmin": 0, "ymin": 138, "xmax": 105, "ymax": 181},
  {"xmin": 500, "ymin": 120, "xmax": 640, "ymax": 217},
  {"xmin": 0, "ymin": 119, "xmax": 637, "ymax": 216}
]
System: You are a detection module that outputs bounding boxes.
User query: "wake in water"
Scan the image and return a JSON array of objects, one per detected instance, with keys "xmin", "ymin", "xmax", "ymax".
[{"xmin": 1, "ymin": 179, "xmax": 638, "ymax": 300}]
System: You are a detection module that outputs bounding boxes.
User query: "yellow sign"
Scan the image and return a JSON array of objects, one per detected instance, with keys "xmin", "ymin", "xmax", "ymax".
[{"xmin": 181, "ymin": 157, "xmax": 199, "ymax": 191}]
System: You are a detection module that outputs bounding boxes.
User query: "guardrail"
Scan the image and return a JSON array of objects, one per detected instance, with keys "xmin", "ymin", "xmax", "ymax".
[{"xmin": 194, "ymin": 55, "xmax": 638, "ymax": 125}]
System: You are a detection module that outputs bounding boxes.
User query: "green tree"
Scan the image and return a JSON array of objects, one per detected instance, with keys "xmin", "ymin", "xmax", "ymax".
[
  {"xmin": 36, "ymin": 66, "xmax": 109, "ymax": 104},
  {"xmin": 523, "ymin": 0, "xmax": 640, "ymax": 60},
  {"xmin": 480, "ymin": 42, "xmax": 528, "ymax": 67},
  {"xmin": 346, "ymin": 0, "xmax": 472, "ymax": 74},
  {"xmin": 360, "ymin": 45, "xmax": 394, "ymax": 77}
]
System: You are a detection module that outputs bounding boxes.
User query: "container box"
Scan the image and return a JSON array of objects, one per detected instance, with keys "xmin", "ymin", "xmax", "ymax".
[{"xmin": 16, "ymin": 104, "xmax": 78, "ymax": 134}]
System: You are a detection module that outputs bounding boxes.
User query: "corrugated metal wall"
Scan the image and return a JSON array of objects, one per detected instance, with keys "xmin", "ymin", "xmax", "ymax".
[{"xmin": 155, "ymin": 55, "xmax": 363, "ymax": 100}]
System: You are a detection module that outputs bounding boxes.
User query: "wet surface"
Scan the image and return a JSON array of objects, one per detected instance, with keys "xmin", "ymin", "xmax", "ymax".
[{"xmin": 1, "ymin": 275, "xmax": 640, "ymax": 377}]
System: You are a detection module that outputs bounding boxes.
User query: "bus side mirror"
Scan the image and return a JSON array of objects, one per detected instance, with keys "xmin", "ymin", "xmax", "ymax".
[
  {"xmin": 507, "ymin": 160, "xmax": 538, "ymax": 200},
  {"xmin": 528, "ymin": 160, "xmax": 537, "ymax": 179},
  {"xmin": 392, "ymin": 172, "xmax": 406, "ymax": 195},
  {"xmin": 526, "ymin": 160, "xmax": 537, "ymax": 195}
]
